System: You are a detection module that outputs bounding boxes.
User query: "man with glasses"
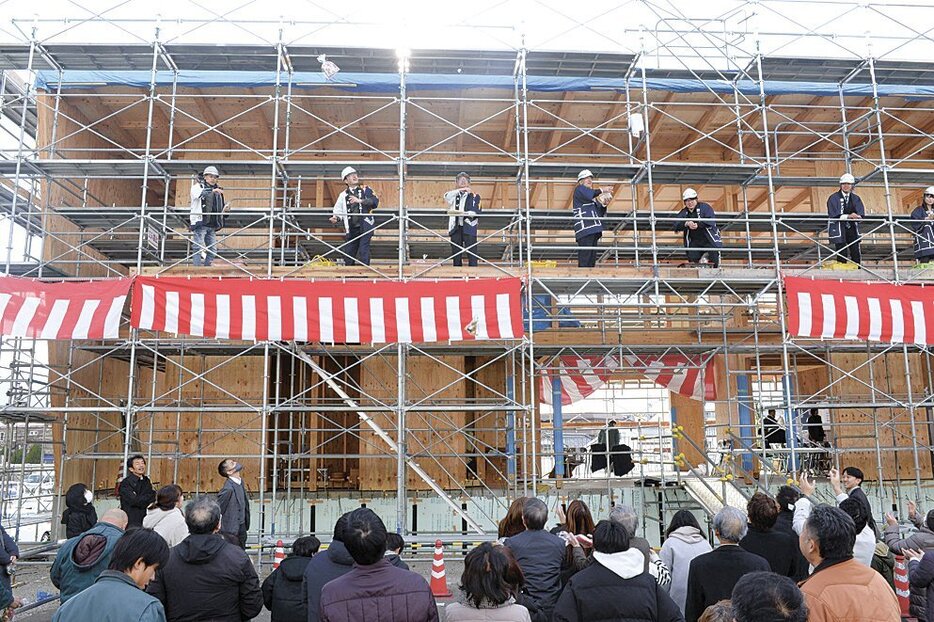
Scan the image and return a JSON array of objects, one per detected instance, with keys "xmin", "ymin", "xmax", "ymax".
[{"xmin": 675, "ymin": 188, "xmax": 722, "ymax": 268}]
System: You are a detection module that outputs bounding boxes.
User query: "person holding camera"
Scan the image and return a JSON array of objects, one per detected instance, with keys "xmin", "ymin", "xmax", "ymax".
[
  {"xmin": 572, "ymin": 169, "xmax": 612, "ymax": 268},
  {"xmin": 188, "ymin": 165, "xmax": 229, "ymax": 267},
  {"xmin": 330, "ymin": 166, "xmax": 379, "ymax": 266}
]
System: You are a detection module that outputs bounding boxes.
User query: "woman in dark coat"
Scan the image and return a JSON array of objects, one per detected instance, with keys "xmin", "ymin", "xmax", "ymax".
[
  {"xmin": 61, "ymin": 483, "xmax": 98, "ymax": 539},
  {"xmin": 261, "ymin": 535, "xmax": 319, "ymax": 622}
]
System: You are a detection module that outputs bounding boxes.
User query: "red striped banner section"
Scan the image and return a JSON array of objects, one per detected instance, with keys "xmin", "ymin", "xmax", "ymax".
[
  {"xmin": 0, "ymin": 276, "xmax": 130, "ymax": 340},
  {"xmin": 130, "ymin": 277, "xmax": 524, "ymax": 344},
  {"xmin": 785, "ymin": 276, "xmax": 934, "ymax": 346}
]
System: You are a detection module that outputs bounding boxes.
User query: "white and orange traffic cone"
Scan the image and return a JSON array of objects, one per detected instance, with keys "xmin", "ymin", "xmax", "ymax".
[
  {"xmin": 273, "ymin": 539, "xmax": 286, "ymax": 570},
  {"xmin": 894, "ymin": 555, "xmax": 910, "ymax": 618},
  {"xmin": 429, "ymin": 539, "xmax": 451, "ymax": 597}
]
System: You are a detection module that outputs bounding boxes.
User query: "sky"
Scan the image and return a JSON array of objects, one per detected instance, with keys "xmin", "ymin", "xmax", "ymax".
[{"xmin": 0, "ymin": 0, "xmax": 932, "ymax": 69}]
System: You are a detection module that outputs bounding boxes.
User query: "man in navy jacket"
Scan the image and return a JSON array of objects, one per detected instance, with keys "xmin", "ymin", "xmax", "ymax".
[
  {"xmin": 675, "ymin": 188, "xmax": 723, "ymax": 267},
  {"xmin": 572, "ymin": 169, "xmax": 612, "ymax": 267},
  {"xmin": 827, "ymin": 172, "xmax": 865, "ymax": 265}
]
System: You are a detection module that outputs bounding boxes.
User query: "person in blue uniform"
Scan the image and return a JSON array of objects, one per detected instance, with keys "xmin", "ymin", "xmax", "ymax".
[
  {"xmin": 827, "ymin": 172, "xmax": 865, "ymax": 265},
  {"xmin": 330, "ymin": 166, "xmax": 379, "ymax": 266},
  {"xmin": 674, "ymin": 188, "xmax": 722, "ymax": 267},
  {"xmin": 443, "ymin": 172, "xmax": 481, "ymax": 267},
  {"xmin": 910, "ymin": 186, "xmax": 934, "ymax": 264},
  {"xmin": 572, "ymin": 169, "xmax": 612, "ymax": 267}
]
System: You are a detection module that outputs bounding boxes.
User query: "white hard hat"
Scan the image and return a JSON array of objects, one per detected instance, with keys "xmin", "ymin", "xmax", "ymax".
[
  {"xmin": 341, "ymin": 166, "xmax": 357, "ymax": 181},
  {"xmin": 577, "ymin": 169, "xmax": 594, "ymax": 181},
  {"xmin": 202, "ymin": 166, "xmax": 219, "ymax": 177},
  {"xmin": 925, "ymin": 186, "xmax": 934, "ymax": 195},
  {"xmin": 682, "ymin": 188, "xmax": 698, "ymax": 200},
  {"xmin": 839, "ymin": 173, "xmax": 856, "ymax": 184}
]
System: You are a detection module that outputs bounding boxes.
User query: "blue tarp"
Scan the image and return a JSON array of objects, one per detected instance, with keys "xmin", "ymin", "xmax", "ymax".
[
  {"xmin": 34, "ymin": 69, "xmax": 934, "ymax": 99},
  {"xmin": 523, "ymin": 294, "xmax": 581, "ymax": 332}
]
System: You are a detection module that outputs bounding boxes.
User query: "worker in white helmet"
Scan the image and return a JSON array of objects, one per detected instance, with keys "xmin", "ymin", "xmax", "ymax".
[
  {"xmin": 674, "ymin": 188, "xmax": 722, "ymax": 268},
  {"xmin": 827, "ymin": 172, "xmax": 864, "ymax": 265},
  {"xmin": 910, "ymin": 186, "xmax": 934, "ymax": 263},
  {"xmin": 572, "ymin": 169, "xmax": 613, "ymax": 267},
  {"xmin": 188, "ymin": 165, "xmax": 228, "ymax": 267},
  {"xmin": 443, "ymin": 172, "xmax": 481, "ymax": 267},
  {"xmin": 330, "ymin": 166, "xmax": 379, "ymax": 266}
]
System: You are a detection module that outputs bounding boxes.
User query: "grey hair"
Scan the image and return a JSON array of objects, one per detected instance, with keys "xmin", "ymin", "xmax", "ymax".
[
  {"xmin": 712, "ymin": 506, "xmax": 748, "ymax": 543},
  {"xmin": 608, "ymin": 505, "xmax": 639, "ymax": 537},
  {"xmin": 185, "ymin": 495, "xmax": 221, "ymax": 535},
  {"xmin": 522, "ymin": 498, "xmax": 549, "ymax": 530}
]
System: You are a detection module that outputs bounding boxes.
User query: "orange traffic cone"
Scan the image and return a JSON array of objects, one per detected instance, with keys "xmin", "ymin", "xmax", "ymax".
[
  {"xmin": 429, "ymin": 539, "xmax": 451, "ymax": 597},
  {"xmin": 273, "ymin": 540, "xmax": 286, "ymax": 570},
  {"xmin": 894, "ymin": 555, "xmax": 910, "ymax": 617}
]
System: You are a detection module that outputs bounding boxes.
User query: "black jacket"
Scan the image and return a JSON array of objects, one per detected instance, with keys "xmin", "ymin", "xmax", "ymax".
[
  {"xmin": 739, "ymin": 526, "xmax": 798, "ymax": 578},
  {"xmin": 119, "ymin": 473, "xmax": 156, "ymax": 528},
  {"xmin": 773, "ymin": 510, "xmax": 809, "ymax": 581},
  {"xmin": 847, "ymin": 486, "xmax": 879, "ymax": 536},
  {"xmin": 303, "ymin": 540, "xmax": 355, "ymax": 622},
  {"xmin": 262, "ymin": 554, "xmax": 312, "ymax": 622},
  {"xmin": 505, "ymin": 529, "xmax": 571, "ymax": 616},
  {"xmin": 552, "ymin": 560, "xmax": 683, "ymax": 622},
  {"xmin": 147, "ymin": 532, "xmax": 263, "ymax": 622},
  {"xmin": 683, "ymin": 545, "xmax": 770, "ymax": 622},
  {"xmin": 62, "ymin": 487, "xmax": 97, "ymax": 539}
]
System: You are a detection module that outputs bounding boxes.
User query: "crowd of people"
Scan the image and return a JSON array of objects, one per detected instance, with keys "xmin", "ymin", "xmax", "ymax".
[
  {"xmin": 17, "ymin": 454, "xmax": 934, "ymax": 621},
  {"xmin": 190, "ymin": 164, "xmax": 934, "ymax": 271}
]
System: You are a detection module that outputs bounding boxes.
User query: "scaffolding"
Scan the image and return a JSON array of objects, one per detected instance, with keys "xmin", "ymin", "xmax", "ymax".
[{"xmin": 0, "ymin": 0, "xmax": 932, "ymax": 551}]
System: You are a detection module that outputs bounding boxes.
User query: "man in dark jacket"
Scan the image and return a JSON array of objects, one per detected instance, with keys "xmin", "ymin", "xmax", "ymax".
[
  {"xmin": 774, "ymin": 485, "xmax": 810, "ymax": 581},
  {"xmin": 739, "ymin": 492, "xmax": 798, "ymax": 578},
  {"xmin": 305, "ymin": 514, "xmax": 355, "ymax": 622},
  {"xmin": 675, "ymin": 188, "xmax": 723, "ymax": 268},
  {"xmin": 53, "ymin": 528, "xmax": 169, "ymax": 622},
  {"xmin": 572, "ymin": 169, "xmax": 612, "ymax": 268},
  {"xmin": 831, "ymin": 466, "xmax": 878, "ymax": 536},
  {"xmin": 0, "ymin": 522, "xmax": 18, "ymax": 598},
  {"xmin": 146, "ymin": 495, "xmax": 262, "ymax": 622},
  {"xmin": 505, "ymin": 498, "xmax": 586, "ymax": 619},
  {"xmin": 262, "ymin": 535, "xmax": 319, "ymax": 622},
  {"xmin": 384, "ymin": 532, "xmax": 409, "ymax": 570},
  {"xmin": 907, "ymin": 547, "xmax": 934, "ymax": 622},
  {"xmin": 51, "ymin": 508, "xmax": 128, "ymax": 602},
  {"xmin": 119, "ymin": 454, "xmax": 156, "ymax": 528},
  {"xmin": 684, "ymin": 506, "xmax": 770, "ymax": 622},
  {"xmin": 553, "ymin": 520, "xmax": 681, "ymax": 622},
  {"xmin": 320, "ymin": 508, "xmax": 438, "ymax": 622},
  {"xmin": 884, "ymin": 499, "xmax": 934, "ymax": 620},
  {"xmin": 826, "ymin": 172, "xmax": 864, "ymax": 265},
  {"xmin": 216, "ymin": 458, "xmax": 249, "ymax": 548}
]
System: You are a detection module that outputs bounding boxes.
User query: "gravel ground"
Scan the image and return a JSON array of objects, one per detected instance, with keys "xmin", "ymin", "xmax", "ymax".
[{"xmin": 11, "ymin": 555, "xmax": 466, "ymax": 621}]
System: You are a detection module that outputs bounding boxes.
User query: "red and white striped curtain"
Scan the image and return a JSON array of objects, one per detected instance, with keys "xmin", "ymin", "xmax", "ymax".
[
  {"xmin": 130, "ymin": 276, "xmax": 524, "ymax": 344},
  {"xmin": 785, "ymin": 276, "xmax": 934, "ymax": 346}
]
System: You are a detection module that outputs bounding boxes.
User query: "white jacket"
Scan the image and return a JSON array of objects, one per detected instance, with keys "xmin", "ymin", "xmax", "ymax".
[
  {"xmin": 143, "ymin": 506, "xmax": 189, "ymax": 547},
  {"xmin": 793, "ymin": 496, "xmax": 875, "ymax": 567}
]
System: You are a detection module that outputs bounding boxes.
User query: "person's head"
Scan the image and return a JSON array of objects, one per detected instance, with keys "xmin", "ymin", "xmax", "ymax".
[
  {"xmin": 731, "ymin": 571, "xmax": 808, "ymax": 622},
  {"xmin": 926, "ymin": 509, "xmax": 934, "ymax": 533},
  {"xmin": 498, "ymin": 497, "xmax": 528, "ymax": 538},
  {"xmin": 155, "ymin": 484, "xmax": 183, "ymax": 511},
  {"xmin": 768, "ymin": 409, "xmax": 776, "ymax": 418},
  {"xmin": 455, "ymin": 172, "xmax": 470, "ymax": 189},
  {"xmin": 925, "ymin": 186, "xmax": 934, "ymax": 207},
  {"xmin": 341, "ymin": 166, "xmax": 359, "ymax": 187},
  {"xmin": 292, "ymin": 535, "xmax": 321, "ymax": 557},
  {"xmin": 592, "ymin": 519, "xmax": 630, "ymax": 554},
  {"xmin": 712, "ymin": 506, "xmax": 747, "ymax": 544},
  {"xmin": 838, "ymin": 497, "xmax": 868, "ymax": 533},
  {"xmin": 65, "ymin": 483, "xmax": 92, "ymax": 508},
  {"xmin": 665, "ymin": 509, "xmax": 702, "ymax": 537},
  {"xmin": 839, "ymin": 172, "xmax": 855, "ymax": 193},
  {"xmin": 608, "ymin": 420, "xmax": 617, "ymax": 427},
  {"xmin": 521, "ymin": 498, "xmax": 548, "ymax": 531},
  {"xmin": 809, "ymin": 407, "xmax": 818, "ymax": 417},
  {"xmin": 185, "ymin": 495, "xmax": 221, "ymax": 535},
  {"xmin": 841, "ymin": 466, "xmax": 864, "ymax": 491},
  {"xmin": 127, "ymin": 454, "xmax": 146, "ymax": 477},
  {"xmin": 577, "ymin": 169, "xmax": 593, "ymax": 188},
  {"xmin": 385, "ymin": 532, "xmax": 404, "ymax": 555},
  {"xmin": 202, "ymin": 165, "xmax": 219, "ymax": 185},
  {"xmin": 460, "ymin": 542, "xmax": 516, "ymax": 608},
  {"xmin": 799, "ymin": 504, "xmax": 855, "ymax": 566},
  {"xmin": 108, "ymin": 528, "xmax": 170, "ymax": 589},
  {"xmin": 343, "ymin": 507, "xmax": 388, "ymax": 565},
  {"xmin": 608, "ymin": 504, "xmax": 639, "ymax": 537},
  {"xmin": 101, "ymin": 508, "xmax": 129, "ymax": 530},
  {"xmin": 698, "ymin": 601, "xmax": 733, "ymax": 622},
  {"xmin": 683, "ymin": 187, "xmax": 698, "ymax": 210},
  {"xmin": 333, "ymin": 512, "xmax": 351, "ymax": 543},
  {"xmin": 218, "ymin": 459, "xmax": 243, "ymax": 479},
  {"xmin": 564, "ymin": 500, "xmax": 595, "ymax": 536},
  {"xmin": 776, "ymin": 486, "xmax": 800, "ymax": 512},
  {"xmin": 747, "ymin": 492, "xmax": 780, "ymax": 531}
]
